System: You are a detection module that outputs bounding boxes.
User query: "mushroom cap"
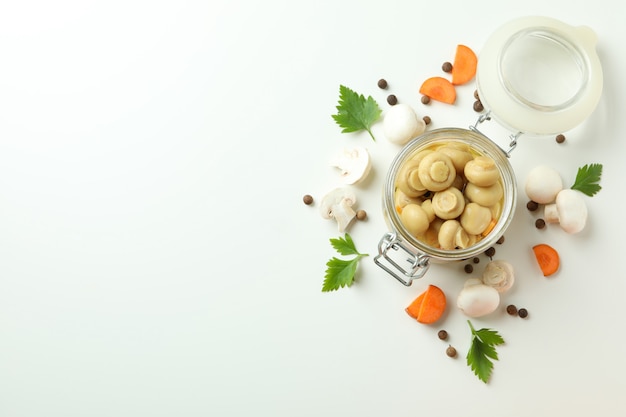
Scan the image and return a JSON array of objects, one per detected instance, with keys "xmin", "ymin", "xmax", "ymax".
[
  {"xmin": 400, "ymin": 204, "xmax": 430, "ymax": 237},
  {"xmin": 460, "ymin": 202, "xmax": 492, "ymax": 235},
  {"xmin": 482, "ymin": 260, "xmax": 515, "ymax": 293},
  {"xmin": 432, "ymin": 187, "xmax": 465, "ymax": 219},
  {"xmin": 438, "ymin": 219, "xmax": 462, "ymax": 250},
  {"xmin": 456, "ymin": 281, "xmax": 500, "ymax": 317},
  {"xmin": 464, "ymin": 181, "xmax": 503, "ymax": 207},
  {"xmin": 464, "ymin": 156, "xmax": 500, "ymax": 187},
  {"xmin": 438, "ymin": 144, "xmax": 474, "ymax": 174},
  {"xmin": 383, "ymin": 104, "xmax": 426, "ymax": 145},
  {"xmin": 331, "ymin": 147, "xmax": 372, "ymax": 185},
  {"xmin": 396, "ymin": 150, "xmax": 433, "ymax": 197},
  {"xmin": 417, "ymin": 151, "xmax": 457, "ymax": 192},
  {"xmin": 525, "ymin": 165, "xmax": 563, "ymax": 204},
  {"xmin": 545, "ymin": 188, "xmax": 588, "ymax": 233}
]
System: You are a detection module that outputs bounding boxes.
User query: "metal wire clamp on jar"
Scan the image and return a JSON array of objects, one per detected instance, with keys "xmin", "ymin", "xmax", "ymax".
[{"xmin": 375, "ymin": 16, "xmax": 603, "ymax": 286}]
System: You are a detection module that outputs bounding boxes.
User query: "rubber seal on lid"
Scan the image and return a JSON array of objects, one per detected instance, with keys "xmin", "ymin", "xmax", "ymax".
[{"xmin": 476, "ymin": 16, "xmax": 603, "ymax": 135}]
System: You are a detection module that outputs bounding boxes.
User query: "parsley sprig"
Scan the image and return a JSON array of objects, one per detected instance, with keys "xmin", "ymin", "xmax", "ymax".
[
  {"xmin": 331, "ymin": 85, "xmax": 382, "ymax": 141},
  {"xmin": 466, "ymin": 320, "xmax": 505, "ymax": 383},
  {"xmin": 571, "ymin": 163, "xmax": 603, "ymax": 197},
  {"xmin": 322, "ymin": 233, "xmax": 368, "ymax": 292}
]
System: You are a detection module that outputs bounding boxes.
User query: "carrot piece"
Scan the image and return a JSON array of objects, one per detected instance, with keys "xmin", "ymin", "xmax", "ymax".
[
  {"xmin": 405, "ymin": 291, "xmax": 426, "ymax": 319},
  {"xmin": 419, "ymin": 77, "xmax": 456, "ymax": 104},
  {"xmin": 405, "ymin": 285, "xmax": 447, "ymax": 324},
  {"xmin": 532, "ymin": 244, "xmax": 560, "ymax": 277},
  {"xmin": 451, "ymin": 44, "xmax": 478, "ymax": 85}
]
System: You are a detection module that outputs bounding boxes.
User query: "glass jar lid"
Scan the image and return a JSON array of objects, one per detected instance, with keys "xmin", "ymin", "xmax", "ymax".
[{"xmin": 476, "ymin": 16, "xmax": 603, "ymax": 135}]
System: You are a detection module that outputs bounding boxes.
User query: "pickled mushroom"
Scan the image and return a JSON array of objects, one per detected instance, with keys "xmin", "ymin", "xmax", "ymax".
[
  {"xmin": 432, "ymin": 187, "xmax": 465, "ymax": 219},
  {"xmin": 400, "ymin": 204, "xmax": 431, "ymax": 237},
  {"xmin": 460, "ymin": 202, "xmax": 492, "ymax": 235},
  {"xmin": 438, "ymin": 144, "xmax": 474, "ymax": 174},
  {"xmin": 464, "ymin": 181, "xmax": 503, "ymax": 207},
  {"xmin": 417, "ymin": 151, "xmax": 457, "ymax": 192},
  {"xmin": 464, "ymin": 156, "xmax": 500, "ymax": 187},
  {"xmin": 396, "ymin": 150, "xmax": 433, "ymax": 197}
]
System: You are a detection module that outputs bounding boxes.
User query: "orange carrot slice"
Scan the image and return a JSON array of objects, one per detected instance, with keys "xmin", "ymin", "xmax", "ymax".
[
  {"xmin": 532, "ymin": 244, "xmax": 560, "ymax": 277},
  {"xmin": 419, "ymin": 77, "xmax": 456, "ymax": 104},
  {"xmin": 405, "ymin": 285, "xmax": 447, "ymax": 324},
  {"xmin": 451, "ymin": 44, "xmax": 478, "ymax": 85}
]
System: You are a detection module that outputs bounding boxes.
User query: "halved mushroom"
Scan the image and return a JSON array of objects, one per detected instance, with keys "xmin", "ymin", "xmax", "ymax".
[
  {"xmin": 460, "ymin": 202, "xmax": 492, "ymax": 235},
  {"xmin": 432, "ymin": 187, "xmax": 465, "ymax": 219},
  {"xmin": 400, "ymin": 203, "xmax": 430, "ymax": 237},
  {"xmin": 319, "ymin": 188, "xmax": 357, "ymax": 232},
  {"xmin": 464, "ymin": 181, "xmax": 503, "ymax": 207},
  {"xmin": 417, "ymin": 151, "xmax": 457, "ymax": 192},
  {"xmin": 464, "ymin": 156, "xmax": 500, "ymax": 187},
  {"xmin": 396, "ymin": 150, "xmax": 433, "ymax": 197},
  {"xmin": 482, "ymin": 260, "xmax": 515, "ymax": 293},
  {"xmin": 330, "ymin": 147, "xmax": 372, "ymax": 184}
]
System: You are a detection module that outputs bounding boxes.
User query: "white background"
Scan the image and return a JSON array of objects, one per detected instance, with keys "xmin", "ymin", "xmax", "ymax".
[{"xmin": 1, "ymin": 1, "xmax": 625, "ymax": 416}]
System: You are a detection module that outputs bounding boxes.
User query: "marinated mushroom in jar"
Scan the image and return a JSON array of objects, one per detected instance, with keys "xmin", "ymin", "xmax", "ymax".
[
  {"xmin": 396, "ymin": 150, "xmax": 433, "ymax": 197},
  {"xmin": 432, "ymin": 187, "xmax": 465, "ymax": 220},
  {"xmin": 400, "ymin": 203, "xmax": 431, "ymax": 237},
  {"xmin": 439, "ymin": 143, "xmax": 474, "ymax": 174},
  {"xmin": 460, "ymin": 202, "xmax": 492, "ymax": 235},
  {"xmin": 394, "ymin": 140, "xmax": 505, "ymax": 251},
  {"xmin": 417, "ymin": 151, "xmax": 457, "ymax": 192},
  {"xmin": 464, "ymin": 181, "xmax": 503, "ymax": 207},
  {"xmin": 464, "ymin": 156, "xmax": 500, "ymax": 187}
]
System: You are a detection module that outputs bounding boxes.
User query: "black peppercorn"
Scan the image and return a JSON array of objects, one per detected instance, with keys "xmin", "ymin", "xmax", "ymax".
[
  {"xmin": 464, "ymin": 264, "xmax": 473, "ymax": 274},
  {"xmin": 485, "ymin": 247, "xmax": 496, "ymax": 258},
  {"xmin": 527, "ymin": 200, "xmax": 539, "ymax": 211},
  {"xmin": 473, "ymin": 100, "xmax": 484, "ymax": 112},
  {"xmin": 377, "ymin": 78, "xmax": 388, "ymax": 89},
  {"xmin": 535, "ymin": 218, "xmax": 546, "ymax": 229},
  {"xmin": 387, "ymin": 94, "xmax": 398, "ymax": 105},
  {"xmin": 496, "ymin": 236, "xmax": 505, "ymax": 245},
  {"xmin": 438, "ymin": 330, "xmax": 448, "ymax": 340},
  {"xmin": 556, "ymin": 134, "xmax": 566, "ymax": 144},
  {"xmin": 442, "ymin": 61, "xmax": 453, "ymax": 72},
  {"xmin": 303, "ymin": 194, "xmax": 314, "ymax": 205},
  {"xmin": 423, "ymin": 115, "xmax": 431, "ymax": 125},
  {"xmin": 518, "ymin": 308, "xmax": 529, "ymax": 318},
  {"xmin": 506, "ymin": 304, "xmax": 518, "ymax": 316},
  {"xmin": 421, "ymin": 95, "xmax": 431, "ymax": 105},
  {"xmin": 472, "ymin": 257, "xmax": 480, "ymax": 264}
]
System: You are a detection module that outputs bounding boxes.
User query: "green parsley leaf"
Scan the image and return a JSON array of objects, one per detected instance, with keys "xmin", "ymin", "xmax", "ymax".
[
  {"xmin": 330, "ymin": 233, "xmax": 360, "ymax": 256},
  {"xmin": 322, "ymin": 233, "xmax": 368, "ymax": 292},
  {"xmin": 466, "ymin": 320, "xmax": 505, "ymax": 383},
  {"xmin": 331, "ymin": 85, "xmax": 382, "ymax": 141},
  {"xmin": 571, "ymin": 163, "xmax": 603, "ymax": 197}
]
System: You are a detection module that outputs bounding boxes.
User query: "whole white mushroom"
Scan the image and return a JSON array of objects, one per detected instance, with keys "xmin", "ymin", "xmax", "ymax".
[
  {"xmin": 383, "ymin": 104, "xmax": 426, "ymax": 145},
  {"xmin": 457, "ymin": 279, "xmax": 500, "ymax": 317},
  {"xmin": 544, "ymin": 188, "xmax": 588, "ymax": 233},
  {"xmin": 525, "ymin": 165, "xmax": 563, "ymax": 204}
]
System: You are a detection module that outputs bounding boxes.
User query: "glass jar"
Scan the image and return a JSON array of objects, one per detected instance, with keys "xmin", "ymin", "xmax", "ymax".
[
  {"xmin": 375, "ymin": 128, "xmax": 517, "ymax": 286},
  {"xmin": 375, "ymin": 16, "xmax": 603, "ymax": 286}
]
